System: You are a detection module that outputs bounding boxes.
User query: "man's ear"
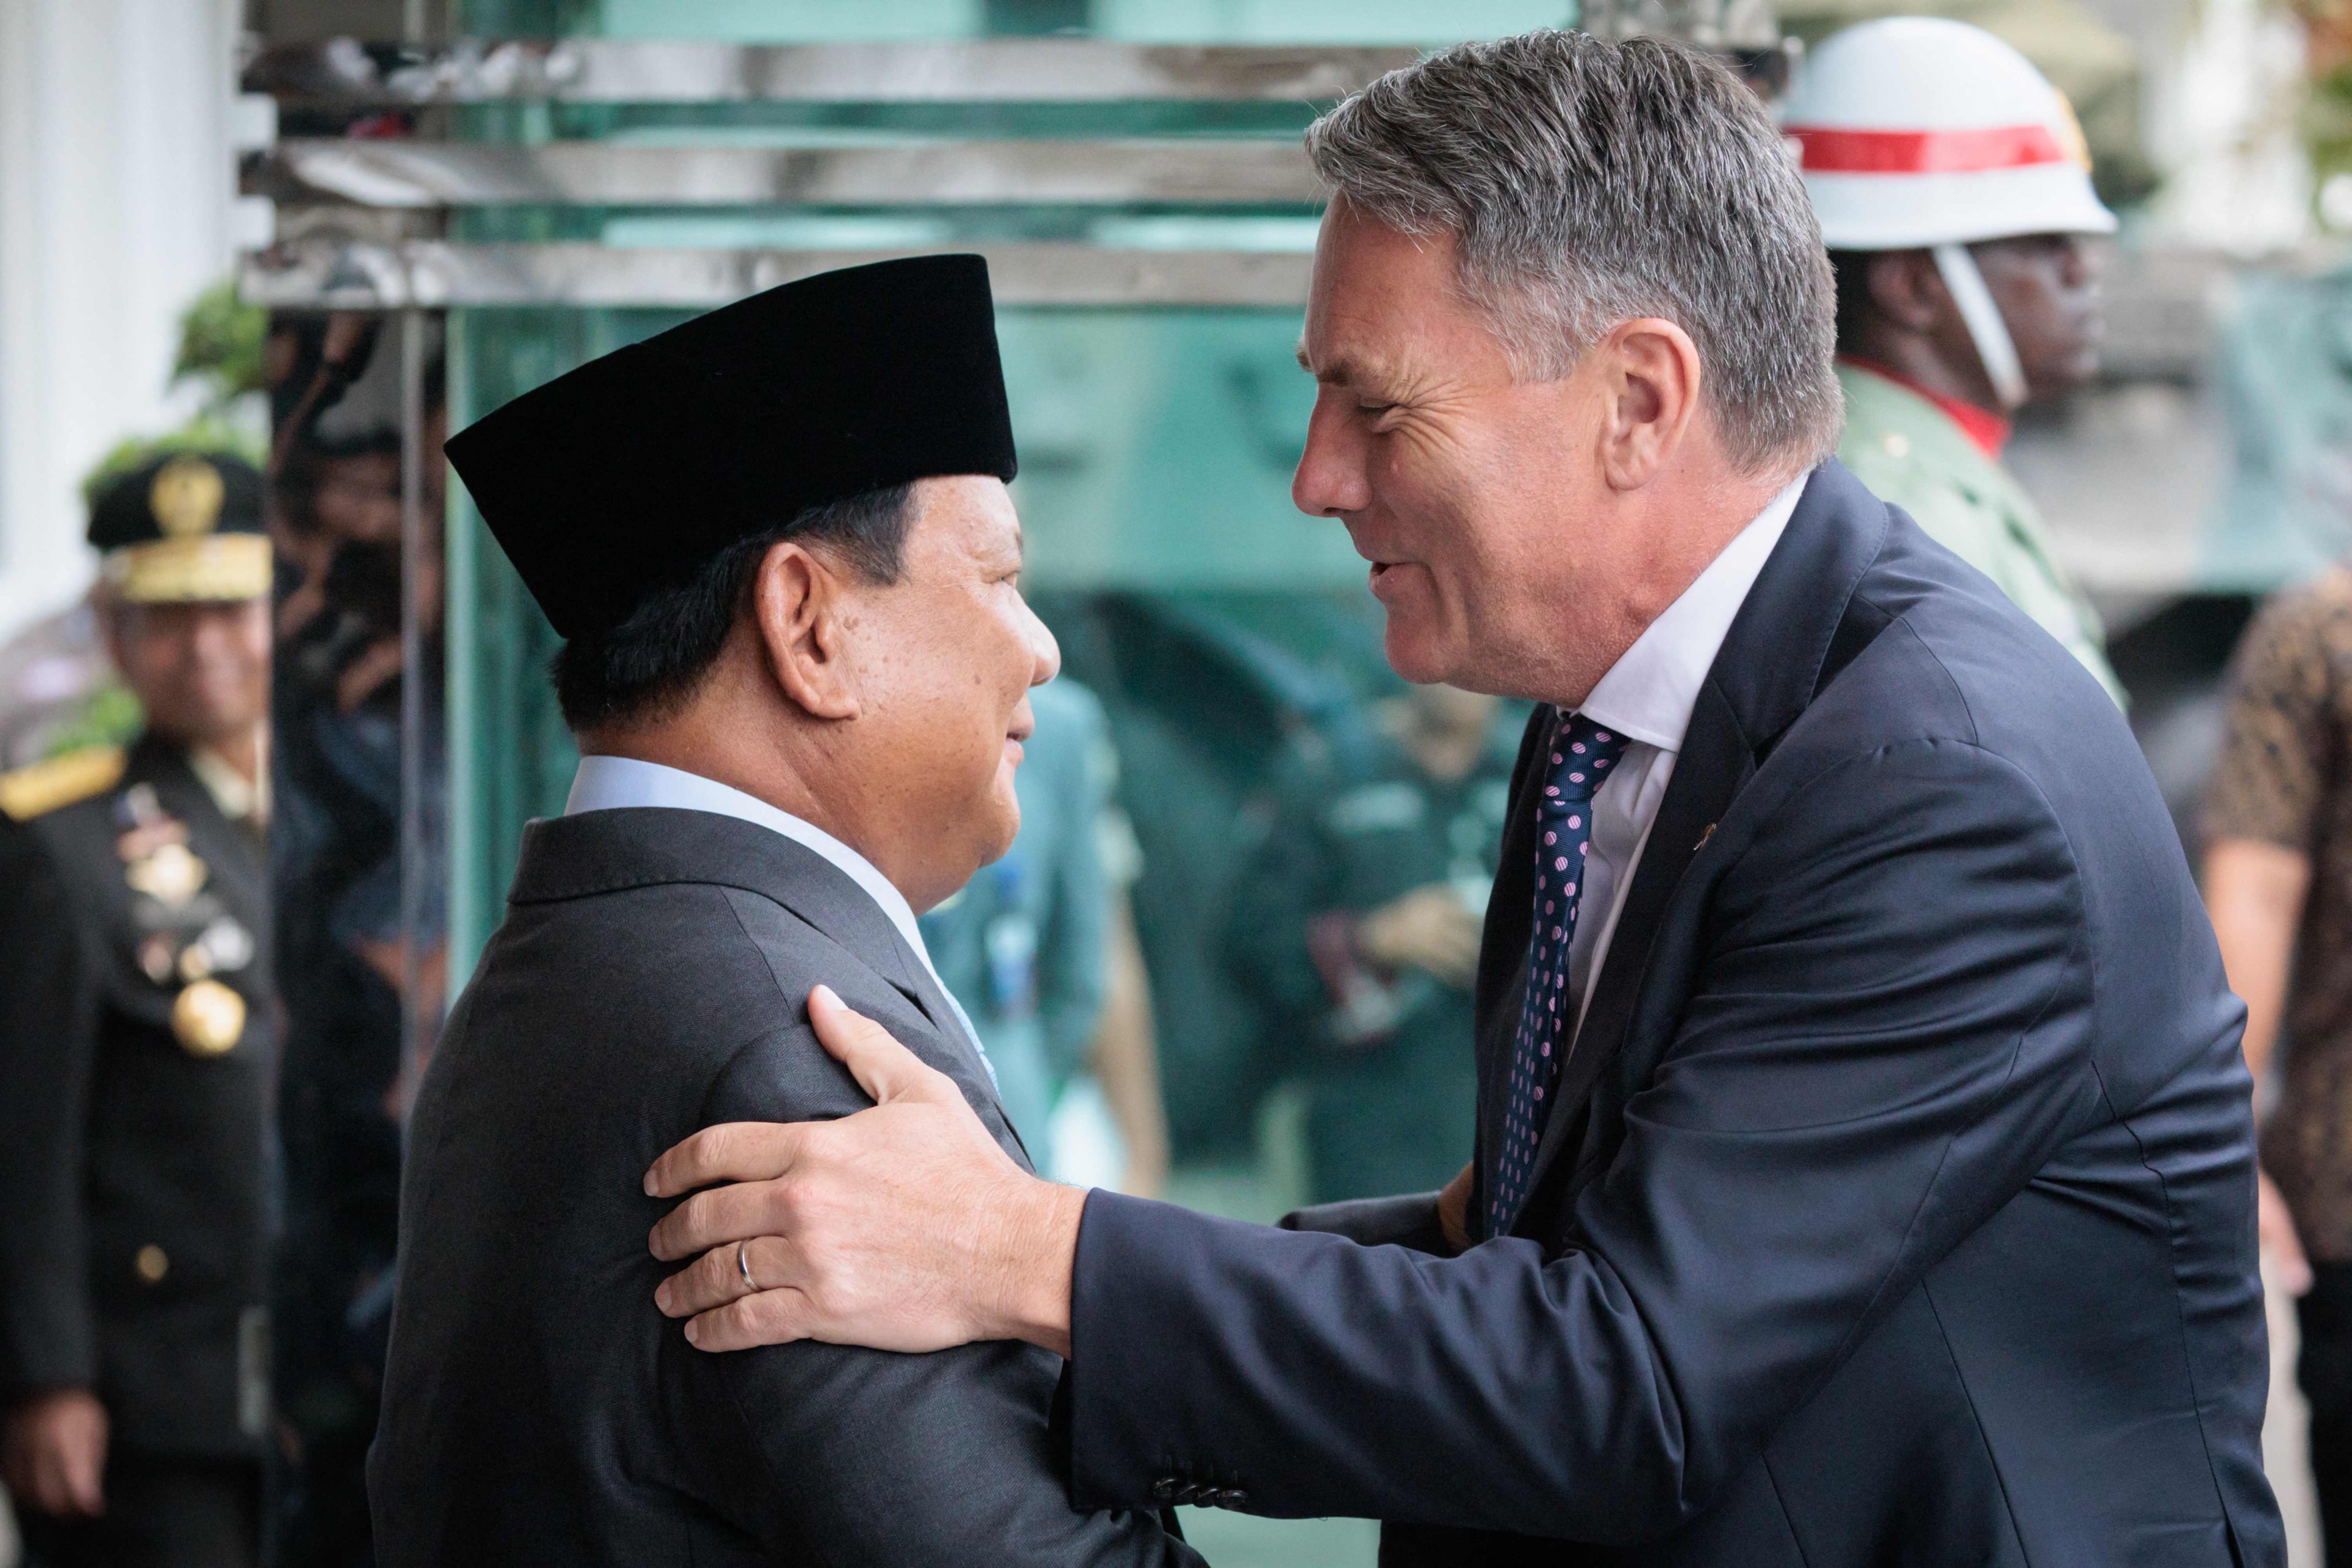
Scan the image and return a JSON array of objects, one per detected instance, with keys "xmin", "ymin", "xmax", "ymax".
[
  {"xmin": 1594, "ymin": 316, "xmax": 1704, "ymax": 492},
  {"xmin": 750, "ymin": 540, "xmax": 861, "ymax": 721}
]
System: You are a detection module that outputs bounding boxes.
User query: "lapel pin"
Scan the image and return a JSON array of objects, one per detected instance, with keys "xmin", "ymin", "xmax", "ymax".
[{"xmin": 1694, "ymin": 823, "xmax": 1717, "ymax": 852}]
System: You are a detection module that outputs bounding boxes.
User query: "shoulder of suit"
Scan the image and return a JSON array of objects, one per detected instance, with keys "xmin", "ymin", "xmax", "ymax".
[{"xmin": 0, "ymin": 744, "xmax": 126, "ymax": 823}]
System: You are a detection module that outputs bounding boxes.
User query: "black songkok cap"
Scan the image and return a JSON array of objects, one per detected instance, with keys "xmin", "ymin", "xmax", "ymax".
[
  {"xmin": 445, "ymin": 253, "xmax": 1018, "ymax": 640},
  {"xmin": 88, "ymin": 450, "xmax": 269, "ymax": 604}
]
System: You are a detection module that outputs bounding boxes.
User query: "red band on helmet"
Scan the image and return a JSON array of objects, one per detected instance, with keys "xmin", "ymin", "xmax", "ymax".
[{"xmin": 1788, "ymin": 124, "xmax": 2068, "ymax": 174}]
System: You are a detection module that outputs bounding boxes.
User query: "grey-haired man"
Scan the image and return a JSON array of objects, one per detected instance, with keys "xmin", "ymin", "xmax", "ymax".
[{"xmin": 642, "ymin": 33, "xmax": 2280, "ymax": 1566}]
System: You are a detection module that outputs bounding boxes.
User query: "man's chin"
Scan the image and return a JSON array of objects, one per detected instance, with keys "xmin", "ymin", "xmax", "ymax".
[
  {"xmin": 1381, "ymin": 618, "xmax": 1458, "ymax": 688},
  {"xmin": 982, "ymin": 788, "xmax": 1024, "ymax": 864}
]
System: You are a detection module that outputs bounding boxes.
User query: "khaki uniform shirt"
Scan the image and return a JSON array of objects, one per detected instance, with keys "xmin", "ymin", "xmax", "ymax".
[{"xmin": 1835, "ymin": 362, "xmax": 2126, "ymax": 708}]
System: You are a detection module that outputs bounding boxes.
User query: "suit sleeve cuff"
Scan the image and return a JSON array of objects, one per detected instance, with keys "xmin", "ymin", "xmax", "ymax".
[{"xmin": 1279, "ymin": 1191, "xmax": 1448, "ymax": 1253}]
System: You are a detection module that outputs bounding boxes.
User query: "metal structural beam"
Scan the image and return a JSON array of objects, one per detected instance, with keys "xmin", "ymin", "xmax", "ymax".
[
  {"xmin": 252, "ymin": 137, "xmax": 1321, "ymax": 208},
  {"xmin": 242, "ymin": 38, "xmax": 1418, "ymax": 106},
  {"xmin": 240, "ymin": 239, "xmax": 1315, "ymax": 308}
]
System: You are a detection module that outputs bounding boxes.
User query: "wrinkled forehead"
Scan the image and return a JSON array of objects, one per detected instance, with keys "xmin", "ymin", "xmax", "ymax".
[{"xmin": 1297, "ymin": 208, "xmax": 1507, "ymax": 388}]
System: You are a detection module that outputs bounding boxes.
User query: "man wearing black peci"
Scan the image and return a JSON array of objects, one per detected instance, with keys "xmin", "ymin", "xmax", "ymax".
[{"xmin": 367, "ymin": 257, "xmax": 1196, "ymax": 1566}]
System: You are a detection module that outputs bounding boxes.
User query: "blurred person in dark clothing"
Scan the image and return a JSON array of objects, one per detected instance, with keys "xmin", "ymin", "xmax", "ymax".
[
  {"xmin": 0, "ymin": 451, "xmax": 276, "ymax": 1568},
  {"xmin": 1230, "ymin": 683, "xmax": 1515, "ymax": 1202},
  {"xmin": 2204, "ymin": 570, "xmax": 2352, "ymax": 1555},
  {"xmin": 264, "ymin": 314, "xmax": 444, "ymax": 1568}
]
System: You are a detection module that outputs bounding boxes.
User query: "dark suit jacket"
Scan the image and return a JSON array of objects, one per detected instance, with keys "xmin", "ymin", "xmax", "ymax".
[
  {"xmin": 1061, "ymin": 462, "xmax": 2283, "ymax": 1565},
  {"xmin": 368, "ymin": 807, "xmax": 1196, "ymax": 1566},
  {"xmin": 0, "ymin": 733, "xmax": 272, "ymax": 1458}
]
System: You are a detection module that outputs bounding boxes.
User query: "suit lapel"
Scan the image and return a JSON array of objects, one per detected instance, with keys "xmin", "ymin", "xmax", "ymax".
[
  {"xmin": 875, "ymin": 919, "xmax": 1034, "ymax": 1168},
  {"xmin": 758, "ymin": 868, "xmax": 1021, "ymax": 1141},
  {"xmin": 1501, "ymin": 463, "xmax": 1893, "ymax": 1238},
  {"xmin": 1515, "ymin": 682, "xmax": 1755, "ymax": 1223},
  {"xmin": 141, "ymin": 737, "xmax": 268, "ymax": 925}
]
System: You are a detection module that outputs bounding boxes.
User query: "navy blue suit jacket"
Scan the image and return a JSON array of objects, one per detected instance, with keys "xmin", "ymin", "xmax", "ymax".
[{"xmin": 1062, "ymin": 462, "xmax": 2283, "ymax": 1564}]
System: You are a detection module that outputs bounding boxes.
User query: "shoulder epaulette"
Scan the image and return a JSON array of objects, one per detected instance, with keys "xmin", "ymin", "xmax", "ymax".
[{"xmin": 0, "ymin": 744, "xmax": 126, "ymax": 822}]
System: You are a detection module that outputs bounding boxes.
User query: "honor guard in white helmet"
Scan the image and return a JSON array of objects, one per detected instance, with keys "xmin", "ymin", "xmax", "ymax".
[{"xmin": 1785, "ymin": 16, "xmax": 2125, "ymax": 705}]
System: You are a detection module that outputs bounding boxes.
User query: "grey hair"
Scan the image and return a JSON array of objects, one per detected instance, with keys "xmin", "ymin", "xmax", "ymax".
[{"xmin": 1306, "ymin": 30, "xmax": 1841, "ymax": 474}]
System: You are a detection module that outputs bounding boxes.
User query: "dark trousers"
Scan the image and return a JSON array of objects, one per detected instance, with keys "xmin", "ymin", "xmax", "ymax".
[
  {"xmin": 2302, "ymin": 1262, "xmax": 2352, "ymax": 1562},
  {"xmin": 17, "ymin": 1454, "xmax": 259, "ymax": 1568}
]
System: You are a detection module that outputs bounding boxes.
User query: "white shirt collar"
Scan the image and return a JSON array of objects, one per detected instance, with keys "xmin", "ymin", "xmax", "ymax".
[
  {"xmin": 1575, "ymin": 474, "xmax": 1808, "ymax": 754},
  {"xmin": 563, "ymin": 752, "xmax": 941, "ymax": 982}
]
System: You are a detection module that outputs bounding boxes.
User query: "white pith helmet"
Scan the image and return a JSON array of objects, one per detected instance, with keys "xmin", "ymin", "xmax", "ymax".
[
  {"xmin": 1784, "ymin": 17, "xmax": 2115, "ymax": 410},
  {"xmin": 1782, "ymin": 16, "xmax": 2117, "ymax": 252}
]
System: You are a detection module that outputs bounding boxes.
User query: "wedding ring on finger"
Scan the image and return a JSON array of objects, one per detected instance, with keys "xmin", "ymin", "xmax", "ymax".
[{"xmin": 737, "ymin": 1239, "xmax": 758, "ymax": 1295}]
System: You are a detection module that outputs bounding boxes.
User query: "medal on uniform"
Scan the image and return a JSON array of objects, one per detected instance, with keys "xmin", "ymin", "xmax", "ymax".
[
  {"xmin": 126, "ymin": 840, "xmax": 207, "ymax": 907},
  {"xmin": 138, "ymin": 933, "xmax": 178, "ymax": 984},
  {"xmin": 172, "ymin": 978, "xmax": 245, "ymax": 1057}
]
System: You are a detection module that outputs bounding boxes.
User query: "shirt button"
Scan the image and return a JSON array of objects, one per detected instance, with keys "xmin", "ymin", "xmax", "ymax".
[{"xmin": 135, "ymin": 1244, "xmax": 169, "ymax": 1284}]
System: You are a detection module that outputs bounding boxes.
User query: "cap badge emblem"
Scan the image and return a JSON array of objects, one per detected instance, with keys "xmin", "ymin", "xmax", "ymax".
[{"xmin": 150, "ymin": 456, "xmax": 225, "ymax": 539}]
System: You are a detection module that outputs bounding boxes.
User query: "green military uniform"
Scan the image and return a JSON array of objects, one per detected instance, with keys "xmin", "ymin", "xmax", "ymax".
[
  {"xmin": 0, "ymin": 453, "xmax": 275, "ymax": 1567},
  {"xmin": 1229, "ymin": 710, "xmax": 1518, "ymax": 1204},
  {"xmin": 1836, "ymin": 361, "xmax": 2126, "ymax": 706}
]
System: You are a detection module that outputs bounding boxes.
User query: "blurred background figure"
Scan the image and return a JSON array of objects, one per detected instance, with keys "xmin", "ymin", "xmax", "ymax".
[
  {"xmin": 1088, "ymin": 872, "xmax": 1175, "ymax": 1198},
  {"xmin": 0, "ymin": 279, "xmax": 268, "ymax": 779},
  {"xmin": 921, "ymin": 675, "xmax": 1171, "ymax": 1194},
  {"xmin": 264, "ymin": 311, "xmax": 444, "ymax": 1568},
  {"xmin": 1788, "ymin": 16, "xmax": 2127, "ymax": 705},
  {"xmin": 1229, "ymin": 685, "xmax": 1517, "ymax": 1205},
  {"xmin": 0, "ymin": 450, "xmax": 276, "ymax": 1568},
  {"xmin": 2204, "ymin": 577, "xmax": 2352, "ymax": 1558}
]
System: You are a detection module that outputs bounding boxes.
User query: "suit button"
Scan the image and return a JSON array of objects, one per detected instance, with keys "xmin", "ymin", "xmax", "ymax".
[
  {"xmin": 134, "ymin": 1245, "xmax": 169, "ymax": 1284},
  {"xmin": 1173, "ymin": 1483, "xmax": 1204, "ymax": 1505},
  {"xmin": 1216, "ymin": 1488, "xmax": 1250, "ymax": 1509},
  {"xmin": 1150, "ymin": 1477, "xmax": 1178, "ymax": 1504}
]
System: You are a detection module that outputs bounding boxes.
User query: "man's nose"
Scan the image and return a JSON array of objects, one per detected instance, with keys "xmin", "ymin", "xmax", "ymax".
[
  {"xmin": 184, "ymin": 616, "xmax": 229, "ymax": 667},
  {"xmin": 2064, "ymin": 235, "xmax": 2103, "ymax": 290},
  {"xmin": 1292, "ymin": 393, "xmax": 1372, "ymax": 520},
  {"xmin": 1025, "ymin": 604, "xmax": 1061, "ymax": 688}
]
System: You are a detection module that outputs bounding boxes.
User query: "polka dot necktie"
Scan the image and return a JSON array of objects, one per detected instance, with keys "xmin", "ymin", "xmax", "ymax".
[{"xmin": 1489, "ymin": 709, "xmax": 1631, "ymax": 1239}]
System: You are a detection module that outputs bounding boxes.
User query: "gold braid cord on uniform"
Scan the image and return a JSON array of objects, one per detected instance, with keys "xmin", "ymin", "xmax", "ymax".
[
  {"xmin": 104, "ymin": 535, "xmax": 271, "ymax": 605},
  {"xmin": 0, "ymin": 745, "xmax": 126, "ymax": 822}
]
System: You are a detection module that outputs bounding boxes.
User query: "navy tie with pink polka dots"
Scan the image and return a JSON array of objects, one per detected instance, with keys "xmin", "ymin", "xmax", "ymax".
[{"xmin": 1489, "ymin": 708, "xmax": 1630, "ymax": 1239}]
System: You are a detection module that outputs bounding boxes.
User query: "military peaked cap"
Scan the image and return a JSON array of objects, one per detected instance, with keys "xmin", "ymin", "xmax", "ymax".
[
  {"xmin": 444, "ymin": 253, "xmax": 1019, "ymax": 641},
  {"xmin": 89, "ymin": 450, "xmax": 269, "ymax": 604}
]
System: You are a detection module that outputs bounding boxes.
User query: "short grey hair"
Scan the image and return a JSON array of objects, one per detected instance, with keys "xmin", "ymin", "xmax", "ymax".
[{"xmin": 1306, "ymin": 30, "xmax": 1841, "ymax": 474}]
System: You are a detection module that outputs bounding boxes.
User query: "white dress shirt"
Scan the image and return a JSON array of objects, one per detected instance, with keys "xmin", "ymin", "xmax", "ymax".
[
  {"xmin": 1565, "ymin": 476, "xmax": 1806, "ymax": 1042},
  {"xmin": 563, "ymin": 753, "xmax": 988, "ymax": 1057}
]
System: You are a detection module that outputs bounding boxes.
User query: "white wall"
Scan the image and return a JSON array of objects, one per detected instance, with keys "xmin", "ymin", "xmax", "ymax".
[
  {"xmin": 2137, "ymin": 0, "xmax": 2315, "ymax": 252},
  {"xmin": 0, "ymin": 0, "xmax": 245, "ymax": 643}
]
